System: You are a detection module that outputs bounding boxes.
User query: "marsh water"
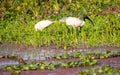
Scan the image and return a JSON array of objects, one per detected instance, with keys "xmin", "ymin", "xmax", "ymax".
[
  {"xmin": 0, "ymin": 43, "xmax": 120, "ymax": 68},
  {"xmin": 0, "ymin": 43, "xmax": 120, "ymax": 75}
]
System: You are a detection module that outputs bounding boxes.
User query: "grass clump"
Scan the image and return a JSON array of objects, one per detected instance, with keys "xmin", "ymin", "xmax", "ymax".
[{"xmin": 0, "ymin": 0, "xmax": 120, "ymax": 48}]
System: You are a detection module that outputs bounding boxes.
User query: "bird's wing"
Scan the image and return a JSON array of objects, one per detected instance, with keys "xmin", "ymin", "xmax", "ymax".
[
  {"xmin": 66, "ymin": 17, "xmax": 81, "ymax": 27},
  {"xmin": 35, "ymin": 20, "xmax": 53, "ymax": 31}
]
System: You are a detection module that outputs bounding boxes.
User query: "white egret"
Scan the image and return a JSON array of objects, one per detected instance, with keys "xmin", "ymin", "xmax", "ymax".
[
  {"xmin": 35, "ymin": 20, "xmax": 55, "ymax": 31},
  {"xmin": 60, "ymin": 15, "xmax": 94, "ymax": 27}
]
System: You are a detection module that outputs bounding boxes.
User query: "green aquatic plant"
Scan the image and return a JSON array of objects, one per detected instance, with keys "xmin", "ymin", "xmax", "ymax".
[
  {"xmin": 47, "ymin": 63, "xmax": 56, "ymax": 70},
  {"xmin": 72, "ymin": 51, "xmax": 82, "ymax": 58},
  {"xmin": 4, "ymin": 50, "xmax": 120, "ymax": 74},
  {"xmin": 78, "ymin": 66, "xmax": 120, "ymax": 75},
  {"xmin": 27, "ymin": 62, "xmax": 38, "ymax": 70},
  {"xmin": 11, "ymin": 70, "xmax": 21, "ymax": 75}
]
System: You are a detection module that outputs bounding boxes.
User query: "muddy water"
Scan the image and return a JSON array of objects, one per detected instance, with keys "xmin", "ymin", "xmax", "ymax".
[
  {"xmin": 0, "ymin": 43, "xmax": 120, "ymax": 68},
  {"xmin": 0, "ymin": 59, "xmax": 19, "ymax": 68},
  {"xmin": 0, "ymin": 57, "xmax": 120, "ymax": 75}
]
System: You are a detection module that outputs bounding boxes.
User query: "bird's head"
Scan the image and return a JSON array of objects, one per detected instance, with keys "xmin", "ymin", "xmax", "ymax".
[{"xmin": 83, "ymin": 15, "xmax": 94, "ymax": 26}]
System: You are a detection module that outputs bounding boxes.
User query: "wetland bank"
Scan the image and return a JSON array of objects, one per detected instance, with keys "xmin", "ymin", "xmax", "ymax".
[{"xmin": 0, "ymin": 0, "xmax": 120, "ymax": 75}]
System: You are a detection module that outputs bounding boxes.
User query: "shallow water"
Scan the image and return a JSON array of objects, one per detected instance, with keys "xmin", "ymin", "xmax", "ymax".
[
  {"xmin": 0, "ymin": 60, "xmax": 19, "ymax": 68},
  {"xmin": 0, "ymin": 57, "xmax": 120, "ymax": 75},
  {"xmin": 0, "ymin": 47, "xmax": 120, "ymax": 60},
  {"xmin": 0, "ymin": 45, "xmax": 120, "ymax": 68}
]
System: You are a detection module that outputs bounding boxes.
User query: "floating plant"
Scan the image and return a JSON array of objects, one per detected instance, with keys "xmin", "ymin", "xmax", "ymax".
[
  {"xmin": 78, "ymin": 66, "xmax": 120, "ymax": 75},
  {"xmin": 2, "ymin": 50, "xmax": 120, "ymax": 74}
]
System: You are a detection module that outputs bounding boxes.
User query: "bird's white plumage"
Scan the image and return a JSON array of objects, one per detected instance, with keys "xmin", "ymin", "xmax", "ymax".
[
  {"xmin": 60, "ymin": 17, "xmax": 85, "ymax": 27},
  {"xmin": 35, "ymin": 20, "xmax": 54, "ymax": 31}
]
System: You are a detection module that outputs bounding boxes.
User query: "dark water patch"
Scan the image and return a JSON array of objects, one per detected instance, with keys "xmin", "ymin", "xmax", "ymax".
[{"xmin": 0, "ymin": 58, "xmax": 19, "ymax": 68}]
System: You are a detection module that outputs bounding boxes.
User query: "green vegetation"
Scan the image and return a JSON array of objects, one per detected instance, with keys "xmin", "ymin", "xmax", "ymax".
[
  {"xmin": 0, "ymin": 0, "xmax": 120, "ymax": 48},
  {"xmin": 54, "ymin": 50, "xmax": 120, "ymax": 59},
  {"xmin": 78, "ymin": 66, "xmax": 120, "ymax": 75},
  {"xmin": 3, "ymin": 50, "xmax": 120, "ymax": 74},
  {"xmin": 1, "ymin": 50, "xmax": 120, "ymax": 61},
  {"xmin": 6, "ymin": 65, "xmax": 120, "ymax": 75},
  {"xmin": 5, "ymin": 56, "xmax": 98, "ymax": 71},
  {"xmin": 5, "ymin": 59, "xmax": 97, "ymax": 71}
]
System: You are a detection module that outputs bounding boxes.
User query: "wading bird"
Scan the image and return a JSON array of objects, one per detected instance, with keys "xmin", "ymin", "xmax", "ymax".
[
  {"xmin": 35, "ymin": 20, "xmax": 55, "ymax": 31},
  {"xmin": 60, "ymin": 15, "xmax": 94, "ymax": 27}
]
